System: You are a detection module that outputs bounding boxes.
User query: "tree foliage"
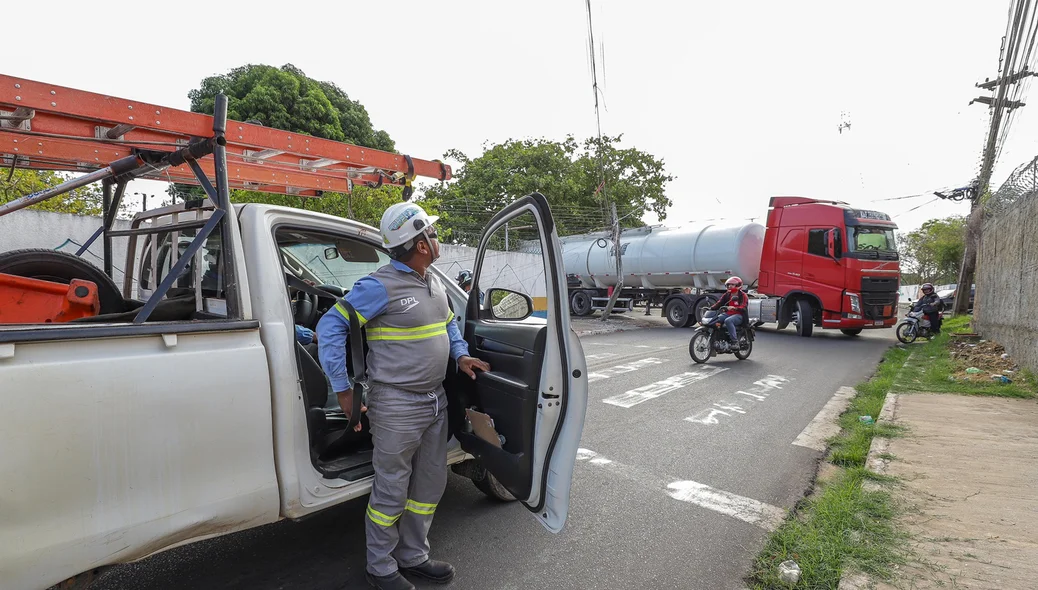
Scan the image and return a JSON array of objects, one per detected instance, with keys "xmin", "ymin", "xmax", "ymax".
[
  {"xmin": 0, "ymin": 169, "xmax": 107, "ymax": 216},
  {"xmin": 188, "ymin": 64, "xmax": 394, "ymax": 151},
  {"xmin": 424, "ymin": 135, "xmax": 675, "ymax": 246},
  {"xmin": 897, "ymin": 216, "xmax": 966, "ymax": 285},
  {"xmin": 227, "ymin": 185, "xmax": 441, "ymax": 231}
]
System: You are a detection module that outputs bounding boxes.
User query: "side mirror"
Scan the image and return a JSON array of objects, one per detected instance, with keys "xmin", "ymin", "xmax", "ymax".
[
  {"xmin": 486, "ymin": 288, "xmax": 533, "ymax": 321},
  {"xmin": 826, "ymin": 228, "xmax": 841, "ymax": 261},
  {"xmin": 324, "ymin": 247, "xmax": 340, "ymax": 260}
]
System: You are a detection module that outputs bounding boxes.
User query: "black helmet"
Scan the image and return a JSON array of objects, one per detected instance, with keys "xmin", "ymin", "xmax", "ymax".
[
  {"xmin": 921, "ymin": 282, "xmax": 934, "ymax": 294},
  {"xmin": 456, "ymin": 269, "xmax": 473, "ymax": 288}
]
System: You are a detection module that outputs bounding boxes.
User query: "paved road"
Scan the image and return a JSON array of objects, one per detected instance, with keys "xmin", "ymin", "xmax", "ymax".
[{"xmin": 93, "ymin": 325, "xmax": 895, "ymax": 590}]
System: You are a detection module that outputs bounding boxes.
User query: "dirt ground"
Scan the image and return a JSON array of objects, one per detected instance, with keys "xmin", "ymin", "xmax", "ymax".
[
  {"xmin": 948, "ymin": 337, "xmax": 1022, "ymax": 383},
  {"xmin": 876, "ymin": 394, "xmax": 1038, "ymax": 590}
]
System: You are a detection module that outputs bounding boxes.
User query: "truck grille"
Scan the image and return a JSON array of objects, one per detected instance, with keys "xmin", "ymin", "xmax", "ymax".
[{"xmin": 861, "ymin": 277, "xmax": 898, "ymax": 319}]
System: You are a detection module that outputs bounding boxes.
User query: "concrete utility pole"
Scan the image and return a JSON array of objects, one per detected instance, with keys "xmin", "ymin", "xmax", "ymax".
[
  {"xmin": 955, "ymin": 0, "xmax": 1036, "ymax": 315},
  {"xmin": 601, "ymin": 202, "xmax": 624, "ymax": 319}
]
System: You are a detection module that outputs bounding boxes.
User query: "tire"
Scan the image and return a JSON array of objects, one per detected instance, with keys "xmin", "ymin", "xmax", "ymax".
[
  {"xmin": 666, "ymin": 299, "xmax": 689, "ymax": 328},
  {"xmin": 840, "ymin": 329, "xmax": 863, "ymax": 336},
  {"xmin": 794, "ymin": 299, "xmax": 814, "ymax": 338},
  {"xmin": 0, "ymin": 249, "xmax": 124, "ymax": 314},
  {"xmin": 734, "ymin": 333, "xmax": 753, "ymax": 360},
  {"xmin": 895, "ymin": 322, "xmax": 917, "ymax": 344},
  {"xmin": 691, "ymin": 295, "xmax": 717, "ymax": 325},
  {"xmin": 689, "ymin": 332, "xmax": 711, "ymax": 364},
  {"xmin": 570, "ymin": 290, "xmax": 593, "ymax": 317},
  {"xmin": 474, "ymin": 472, "xmax": 516, "ymax": 502}
]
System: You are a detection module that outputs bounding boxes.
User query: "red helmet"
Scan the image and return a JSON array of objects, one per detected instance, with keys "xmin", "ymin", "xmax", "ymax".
[{"xmin": 725, "ymin": 276, "xmax": 743, "ymax": 290}]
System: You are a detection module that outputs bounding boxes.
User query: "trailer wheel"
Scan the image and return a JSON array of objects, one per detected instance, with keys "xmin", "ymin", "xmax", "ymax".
[
  {"xmin": 665, "ymin": 298, "xmax": 689, "ymax": 327},
  {"xmin": 793, "ymin": 299, "xmax": 814, "ymax": 338},
  {"xmin": 570, "ymin": 290, "xmax": 593, "ymax": 316},
  {"xmin": 691, "ymin": 295, "xmax": 717, "ymax": 325},
  {"xmin": 0, "ymin": 249, "xmax": 125, "ymax": 314}
]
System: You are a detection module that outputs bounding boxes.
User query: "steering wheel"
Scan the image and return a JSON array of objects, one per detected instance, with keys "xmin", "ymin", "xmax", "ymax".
[{"xmin": 293, "ymin": 289, "xmax": 319, "ymax": 327}]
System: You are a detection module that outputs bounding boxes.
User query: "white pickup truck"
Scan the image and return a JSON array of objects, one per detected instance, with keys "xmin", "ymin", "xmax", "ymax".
[{"xmin": 0, "ymin": 193, "xmax": 588, "ymax": 590}]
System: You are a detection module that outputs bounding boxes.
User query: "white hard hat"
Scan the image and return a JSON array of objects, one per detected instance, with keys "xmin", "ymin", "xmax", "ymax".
[{"xmin": 380, "ymin": 202, "xmax": 440, "ymax": 249}]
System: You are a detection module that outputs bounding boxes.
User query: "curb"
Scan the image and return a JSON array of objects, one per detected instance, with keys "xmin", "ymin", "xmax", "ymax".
[{"xmin": 837, "ymin": 391, "xmax": 903, "ymax": 590}]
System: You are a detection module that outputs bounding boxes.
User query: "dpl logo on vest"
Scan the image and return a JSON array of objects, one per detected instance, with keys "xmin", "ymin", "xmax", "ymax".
[{"xmin": 399, "ymin": 297, "xmax": 420, "ymax": 313}]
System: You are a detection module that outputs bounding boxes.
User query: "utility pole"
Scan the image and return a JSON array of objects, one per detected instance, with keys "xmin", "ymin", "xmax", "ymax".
[
  {"xmin": 955, "ymin": 0, "xmax": 1036, "ymax": 316},
  {"xmin": 601, "ymin": 202, "xmax": 624, "ymax": 319}
]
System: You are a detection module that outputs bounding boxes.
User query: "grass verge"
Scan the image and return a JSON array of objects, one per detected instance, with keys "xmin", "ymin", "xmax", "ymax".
[
  {"xmin": 749, "ymin": 315, "xmax": 1035, "ymax": 588},
  {"xmin": 895, "ymin": 315, "xmax": 1037, "ymax": 398}
]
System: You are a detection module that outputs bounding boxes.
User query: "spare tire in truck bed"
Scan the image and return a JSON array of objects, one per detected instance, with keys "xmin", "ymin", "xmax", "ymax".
[{"xmin": 0, "ymin": 249, "xmax": 125, "ymax": 314}]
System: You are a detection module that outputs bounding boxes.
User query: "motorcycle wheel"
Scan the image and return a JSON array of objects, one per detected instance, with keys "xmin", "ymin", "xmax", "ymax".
[
  {"xmin": 734, "ymin": 334, "xmax": 753, "ymax": 360},
  {"xmin": 689, "ymin": 332, "xmax": 712, "ymax": 364},
  {"xmin": 895, "ymin": 322, "xmax": 917, "ymax": 344}
]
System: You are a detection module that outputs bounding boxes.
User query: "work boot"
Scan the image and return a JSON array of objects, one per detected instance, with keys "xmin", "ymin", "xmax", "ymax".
[
  {"xmin": 400, "ymin": 559, "xmax": 456, "ymax": 584},
  {"xmin": 366, "ymin": 571, "xmax": 415, "ymax": 590}
]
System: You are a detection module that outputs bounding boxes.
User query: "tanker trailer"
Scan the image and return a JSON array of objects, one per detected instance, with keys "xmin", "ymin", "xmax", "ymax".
[{"xmin": 561, "ymin": 222, "xmax": 765, "ymax": 326}]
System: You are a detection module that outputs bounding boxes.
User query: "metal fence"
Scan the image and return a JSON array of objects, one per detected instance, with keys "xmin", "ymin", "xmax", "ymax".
[{"xmin": 984, "ymin": 154, "xmax": 1038, "ymax": 217}]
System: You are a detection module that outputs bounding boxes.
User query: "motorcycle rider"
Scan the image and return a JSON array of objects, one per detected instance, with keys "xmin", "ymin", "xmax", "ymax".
[
  {"xmin": 913, "ymin": 282, "xmax": 944, "ymax": 334},
  {"xmin": 708, "ymin": 276, "xmax": 749, "ymax": 349}
]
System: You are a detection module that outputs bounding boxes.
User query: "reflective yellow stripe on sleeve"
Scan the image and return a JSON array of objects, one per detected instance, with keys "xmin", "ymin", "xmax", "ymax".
[
  {"xmin": 366, "ymin": 505, "xmax": 401, "ymax": 527},
  {"xmin": 405, "ymin": 499, "xmax": 437, "ymax": 515},
  {"xmin": 334, "ymin": 302, "xmax": 368, "ymax": 326},
  {"xmin": 446, "ymin": 310, "xmax": 455, "ymax": 323}
]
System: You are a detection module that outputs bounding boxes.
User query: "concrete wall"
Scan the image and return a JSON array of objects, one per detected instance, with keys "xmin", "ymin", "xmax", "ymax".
[
  {"xmin": 434, "ymin": 244, "xmax": 547, "ymax": 314},
  {"xmin": 975, "ymin": 194, "xmax": 1038, "ymax": 373},
  {"xmin": 0, "ymin": 209, "xmax": 137, "ymax": 292}
]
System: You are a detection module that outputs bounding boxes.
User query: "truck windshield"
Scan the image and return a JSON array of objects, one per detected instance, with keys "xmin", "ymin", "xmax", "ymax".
[
  {"xmin": 849, "ymin": 226, "xmax": 896, "ymax": 252},
  {"xmin": 279, "ymin": 238, "xmax": 390, "ymax": 289}
]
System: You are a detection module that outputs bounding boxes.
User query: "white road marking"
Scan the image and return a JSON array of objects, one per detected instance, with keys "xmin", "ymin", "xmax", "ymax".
[
  {"xmin": 603, "ymin": 366, "xmax": 728, "ymax": 408},
  {"xmin": 791, "ymin": 386, "xmax": 857, "ymax": 451},
  {"xmin": 587, "ymin": 357, "xmax": 668, "ymax": 384},
  {"xmin": 585, "ymin": 352, "xmax": 618, "ymax": 361},
  {"xmin": 584, "ymin": 342, "xmax": 617, "ymax": 346},
  {"xmin": 686, "ymin": 375, "xmax": 789, "ymax": 425},
  {"xmin": 666, "ymin": 481, "xmax": 787, "ymax": 530},
  {"xmin": 576, "ymin": 448, "xmax": 786, "ymax": 531}
]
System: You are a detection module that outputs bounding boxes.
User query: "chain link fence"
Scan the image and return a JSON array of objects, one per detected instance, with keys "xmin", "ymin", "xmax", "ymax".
[{"xmin": 984, "ymin": 154, "xmax": 1038, "ymax": 217}]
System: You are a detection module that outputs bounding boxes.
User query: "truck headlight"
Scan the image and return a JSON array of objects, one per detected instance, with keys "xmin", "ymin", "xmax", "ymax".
[{"xmin": 847, "ymin": 293, "xmax": 861, "ymax": 314}]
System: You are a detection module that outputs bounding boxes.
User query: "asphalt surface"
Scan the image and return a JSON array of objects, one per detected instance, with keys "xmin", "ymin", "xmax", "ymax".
[{"xmin": 92, "ymin": 323, "xmax": 896, "ymax": 590}]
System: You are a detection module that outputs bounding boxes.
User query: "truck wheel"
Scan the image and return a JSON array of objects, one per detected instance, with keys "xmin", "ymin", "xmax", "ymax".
[
  {"xmin": 840, "ymin": 328, "xmax": 862, "ymax": 336},
  {"xmin": 665, "ymin": 299, "xmax": 689, "ymax": 327},
  {"xmin": 0, "ymin": 249, "xmax": 125, "ymax": 315},
  {"xmin": 474, "ymin": 472, "xmax": 516, "ymax": 502},
  {"xmin": 793, "ymin": 299, "xmax": 814, "ymax": 338},
  {"xmin": 570, "ymin": 290, "xmax": 593, "ymax": 316},
  {"xmin": 691, "ymin": 295, "xmax": 717, "ymax": 325}
]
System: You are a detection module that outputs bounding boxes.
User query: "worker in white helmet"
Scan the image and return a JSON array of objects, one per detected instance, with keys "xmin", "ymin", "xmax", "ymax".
[{"xmin": 316, "ymin": 202, "xmax": 489, "ymax": 589}]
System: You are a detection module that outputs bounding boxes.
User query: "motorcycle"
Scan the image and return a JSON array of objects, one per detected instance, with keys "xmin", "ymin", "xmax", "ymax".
[
  {"xmin": 689, "ymin": 308, "xmax": 755, "ymax": 363},
  {"xmin": 895, "ymin": 309, "xmax": 941, "ymax": 343}
]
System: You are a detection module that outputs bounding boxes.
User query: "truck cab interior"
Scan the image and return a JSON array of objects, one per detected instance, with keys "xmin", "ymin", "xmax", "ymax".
[{"xmin": 275, "ymin": 229, "xmax": 470, "ymax": 483}]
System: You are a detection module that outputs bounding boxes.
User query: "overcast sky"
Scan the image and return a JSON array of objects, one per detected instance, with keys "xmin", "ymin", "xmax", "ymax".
[{"xmin": 8, "ymin": 0, "xmax": 1037, "ymax": 234}]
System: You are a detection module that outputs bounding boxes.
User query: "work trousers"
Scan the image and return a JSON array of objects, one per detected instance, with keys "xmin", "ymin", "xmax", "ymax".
[{"xmin": 364, "ymin": 382, "xmax": 448, "ymax": 577}]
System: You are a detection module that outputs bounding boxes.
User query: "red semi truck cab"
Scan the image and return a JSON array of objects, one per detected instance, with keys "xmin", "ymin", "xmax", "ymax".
[{"xmin": 755, "ymin": 197, "xmax": 900, "ymax": 335}]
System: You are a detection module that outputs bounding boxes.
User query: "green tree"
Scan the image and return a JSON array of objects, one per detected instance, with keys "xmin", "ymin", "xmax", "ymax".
[
  {"xmin": 188, "ymin": 64, "xmax": 394, "ymax": 151},
  {"xmin": 177, "ymin": 64, "xmax": 403, "ymax": 217},
  {"xmin": 227, "ymin": 185, "xmax": 442, "ymax": 231},
  {"xmin": 423, "ymin": 135, "xmax": 674, "ymax": 246},
  {"xmin": 897, "ymin": 216, "xmax": 966, "ymax": 285},
  {"xmin": 0, "ymin": 169, "xmax": 106, "ymax": 216}
]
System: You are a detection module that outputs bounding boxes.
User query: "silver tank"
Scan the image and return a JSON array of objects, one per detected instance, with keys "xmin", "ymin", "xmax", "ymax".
[{"xmin": 561, "ymin": 222, "xmax": 765, "ymax": 290}]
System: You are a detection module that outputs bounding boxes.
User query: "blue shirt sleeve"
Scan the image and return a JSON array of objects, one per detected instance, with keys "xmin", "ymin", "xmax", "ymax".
[
  {"xmin": 294, "ymin": 325, "xmax": 314, "ymax": 345},
  {"xmin": 446, "ymin": 310, "xmax": 470, "ymax": 361},
  {"xmin": 316, "ymin": 276, "xmax": 389, "ymax": 392}
]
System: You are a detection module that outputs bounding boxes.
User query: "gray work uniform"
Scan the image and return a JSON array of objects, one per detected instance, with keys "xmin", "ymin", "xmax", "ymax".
[{"xmin": 316, "ymin": 259, "xmax": 469, "ymax": 577}]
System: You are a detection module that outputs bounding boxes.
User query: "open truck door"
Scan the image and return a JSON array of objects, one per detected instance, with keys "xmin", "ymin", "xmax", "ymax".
[{"xmin": 456, "ymin": 193, "xmax": 588, "ymax": 533}]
